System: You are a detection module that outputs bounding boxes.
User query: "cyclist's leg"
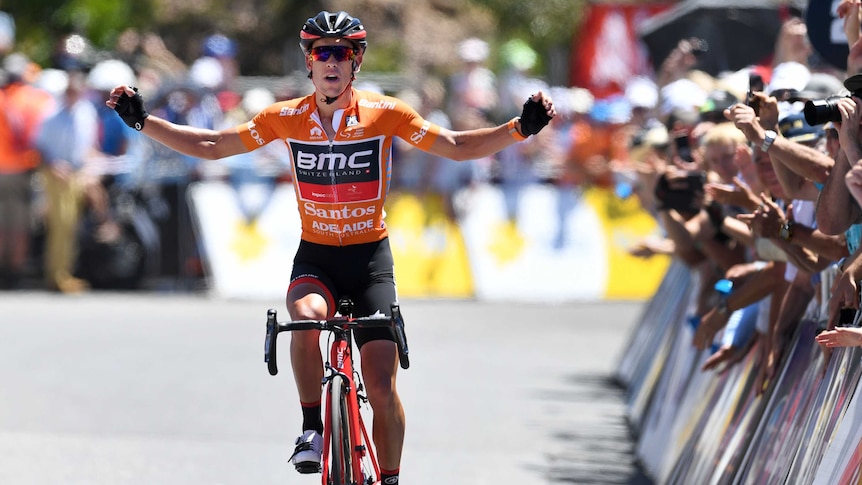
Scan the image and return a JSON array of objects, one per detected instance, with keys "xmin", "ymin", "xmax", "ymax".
[
  {"xmin": 286, "ymin": 264, "xmax": 337, "ymax": 472},
  {"xmin": 287, "ymin": 278, "xmax": 330, "ymax": 408},
  {"xmin": 353, "ymin": 245, "xmax": 404, "ymax": 476},
  {"xmin": 359, "ymin": 338, "xmax": 404, "ymax": 474}
]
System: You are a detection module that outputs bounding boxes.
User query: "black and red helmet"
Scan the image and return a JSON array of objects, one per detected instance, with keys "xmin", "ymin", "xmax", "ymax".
[{"xmin": 300, "ymin": 11, "xmax": 367, "ymax": 54}]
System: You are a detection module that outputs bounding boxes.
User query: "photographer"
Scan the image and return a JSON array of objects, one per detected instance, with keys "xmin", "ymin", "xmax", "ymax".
[{"xmin": 726, "ymin": 92, "xmax": 832, "ymax": 202}]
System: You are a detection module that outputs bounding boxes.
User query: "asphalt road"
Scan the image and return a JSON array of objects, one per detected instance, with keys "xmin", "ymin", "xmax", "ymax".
[{"xmin": 0, "ymin": 293, "xmax": 651, "ymax": 485}]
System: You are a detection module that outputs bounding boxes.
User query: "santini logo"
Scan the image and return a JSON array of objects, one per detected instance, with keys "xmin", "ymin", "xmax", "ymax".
[
  {"xmin": 279, "ymin": 104, "xmax": 310, "ymax": 116},
  {"xmin": 309, "ymin": 126, "xmax": 324, "ymax": 138},
  {"xmin": 359, "ymin": 98, "xmax": 396, "ymax": 110}
]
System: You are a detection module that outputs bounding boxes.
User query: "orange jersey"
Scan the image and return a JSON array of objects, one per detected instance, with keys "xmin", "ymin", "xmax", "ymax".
[
  {"xmin": 236, "ymin": 88, "xmax": 441, "ymax": 246},
  {"xmin": 0, "ymin": 83, "xmax": 56, "ymax": 173}
]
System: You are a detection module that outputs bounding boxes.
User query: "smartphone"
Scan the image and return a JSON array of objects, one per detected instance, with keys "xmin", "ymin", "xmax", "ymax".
[
  {"xmin": 674, "ymin": 134, "xmax": 693, "ymax": 163},
  {"xmin": 746, "ymin": 90, "xmax": 761, "ymax": 115}
]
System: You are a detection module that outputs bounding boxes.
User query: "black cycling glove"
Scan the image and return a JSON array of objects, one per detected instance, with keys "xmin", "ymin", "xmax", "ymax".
[
  {"xmin": 519, "ymin": 96, "xmax": 552, "ymax": 136},
  {"xmin": 114, "ymin": 87, "xmax": 149, "ymax": 131}
]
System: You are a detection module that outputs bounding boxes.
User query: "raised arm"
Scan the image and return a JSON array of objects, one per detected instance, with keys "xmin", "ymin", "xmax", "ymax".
[
  {"xmin": 427, "ymin": 92, "xmax": 555, "ymax": 161},
  {"xmin": 106, "ymin": 85, "xmax": 248, "ymax": 160},
  {"xmin": 725, "ymin": 96, "xmax": 830, "ymax": 200},
  {"xmin": 817, "ymin": 97, "xmax": 862, "ymax": 234}
]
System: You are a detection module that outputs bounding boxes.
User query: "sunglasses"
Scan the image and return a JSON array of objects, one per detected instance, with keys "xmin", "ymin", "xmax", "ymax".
[{"xmin": 309, "ymin": 45, "xmax": 357, "ymax": 62}]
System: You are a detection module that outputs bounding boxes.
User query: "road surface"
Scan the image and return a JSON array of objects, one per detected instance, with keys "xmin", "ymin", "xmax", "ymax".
[{"xmin": 0, "ymin": 293, "xmax": 651, "ymax": 484}]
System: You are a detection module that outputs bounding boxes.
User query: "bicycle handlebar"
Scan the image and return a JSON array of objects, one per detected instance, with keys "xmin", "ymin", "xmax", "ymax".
[{"xmin": 265, "ymin": 302, "xmax": 410, "ymax": 376}]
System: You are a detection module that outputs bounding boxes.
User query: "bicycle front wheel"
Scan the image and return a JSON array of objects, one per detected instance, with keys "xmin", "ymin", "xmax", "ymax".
[{"xmin": 328, "ymin": 374, "xmax": 353, "ymax": 485}]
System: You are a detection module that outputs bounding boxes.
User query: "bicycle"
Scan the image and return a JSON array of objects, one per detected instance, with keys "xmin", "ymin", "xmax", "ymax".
[{"xmin": 264, "ymin": 298, "xmax": 410, "ymax": 485}]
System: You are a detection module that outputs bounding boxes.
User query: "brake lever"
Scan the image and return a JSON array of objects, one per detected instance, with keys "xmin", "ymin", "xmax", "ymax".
[{"xmin": 265, "ymin": 309, "xmax": 279, "ymax": 376}]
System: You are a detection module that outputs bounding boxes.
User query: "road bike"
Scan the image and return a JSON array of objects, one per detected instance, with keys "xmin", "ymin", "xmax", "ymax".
[{"xmin": 264, "ymin": 298, "xmax": 409, "ymax": 485}]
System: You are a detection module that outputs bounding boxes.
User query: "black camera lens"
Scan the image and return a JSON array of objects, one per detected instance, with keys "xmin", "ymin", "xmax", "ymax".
[{"xmin": 804, "ymin": 97, "xmax": 844, "ymax": 126}]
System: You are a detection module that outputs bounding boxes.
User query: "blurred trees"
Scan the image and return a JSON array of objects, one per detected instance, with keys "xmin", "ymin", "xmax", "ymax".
[{"xmin": 3, "ymin": 0, "xmax": 587, "ymax": 83}]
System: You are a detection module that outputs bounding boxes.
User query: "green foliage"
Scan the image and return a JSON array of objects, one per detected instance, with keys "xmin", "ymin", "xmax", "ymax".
[
  {"xmin": 468, "ymin": 0, "xmax": 587, "ymax": 46},
  {"xmin": 5, "ymin": 0, "xmax": 152, "ymax": 66},
  {"xmin": 362, "ymin": 39, "xmax": 402, "ymax": 73},
  {"xmin": 3, "ymin": 0, "xmax": 583, "ymax": 77}
]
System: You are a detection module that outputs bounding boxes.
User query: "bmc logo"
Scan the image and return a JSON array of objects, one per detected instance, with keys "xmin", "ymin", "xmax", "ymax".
[{"xmin": 296, "ymin": 150, "xmax": 373, "ymax": 170}]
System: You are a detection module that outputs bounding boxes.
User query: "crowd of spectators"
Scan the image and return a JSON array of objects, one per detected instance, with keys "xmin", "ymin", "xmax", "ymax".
[{"xmin": 613, "ymin": 0, "xmax": 862, "ymax": 379}]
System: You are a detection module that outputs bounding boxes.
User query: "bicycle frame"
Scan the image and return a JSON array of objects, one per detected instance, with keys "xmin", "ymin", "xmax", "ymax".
[
  {"xmin": 320, "ymin": 327, "xmax": 379, "ymax": 483},
  {"xmin": 264, "ymin": 300, "xmax": 409, "ymax": 485}
]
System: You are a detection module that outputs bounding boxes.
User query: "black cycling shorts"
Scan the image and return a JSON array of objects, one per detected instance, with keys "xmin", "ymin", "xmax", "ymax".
[{"xmin": 289, "ymin": 237, "xmax": 397, "ymax": 348}]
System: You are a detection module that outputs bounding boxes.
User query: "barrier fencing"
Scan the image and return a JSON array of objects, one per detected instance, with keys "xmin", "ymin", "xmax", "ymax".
[{"xmin": 616, "ymin": 260, "xmax": 862, "ymax": 484}]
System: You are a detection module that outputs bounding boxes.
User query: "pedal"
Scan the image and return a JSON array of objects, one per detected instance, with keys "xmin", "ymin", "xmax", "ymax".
[{"xmin": 294, "ymin": 462, "xmax": 322, "ymax": 474}]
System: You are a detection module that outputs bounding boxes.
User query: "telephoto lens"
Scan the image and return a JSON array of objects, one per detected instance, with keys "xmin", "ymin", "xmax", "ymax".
[{"xmin": 803, "ymin": 97, "xmax": 844, "ymax": 126}]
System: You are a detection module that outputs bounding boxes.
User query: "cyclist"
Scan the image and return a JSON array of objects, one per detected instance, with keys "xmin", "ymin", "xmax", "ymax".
[{"xmin": 106, "ymin": 10, "xmax": 555, "ymax": 483}]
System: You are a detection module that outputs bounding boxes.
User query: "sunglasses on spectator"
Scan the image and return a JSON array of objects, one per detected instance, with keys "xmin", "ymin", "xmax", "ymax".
[{"xmin": 309, "ymin": 46, "xmax": 357, "ymax": 62}]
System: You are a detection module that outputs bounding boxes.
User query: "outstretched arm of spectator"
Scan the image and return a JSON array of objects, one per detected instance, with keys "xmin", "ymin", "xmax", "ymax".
[
  {"xmin": 846, "ymin": 161, "xmax": 862, "ymax": 207},
  {"xmin": 815, "ymin": 326, "xmax": 862, "ymax": 347},
  {"xmin": 658, "ymin": 209, "xmax": 706, "ymax": 267},
  {"xmin": 840, "ymin": 0, "xmax": 862, "ymax": 74},
  {"xmin": 816, "ymin": 98, "xmax": 862, "ymax": 234},
  {"xmin": 656, "ymin": 37, "xmax": 703, "ymax": 88},
  {"xmin": 726, "ymin": 97, "xmax": 831, "ymax": 199},
  {"xmin": 826, "ymin": 246, "xmax": 862, "ymax": 330},
  {"xmin": 692, "ymin": 261, "xmax": 786, "ymax": 350},
  {"xmin": 772, "ymin": 16, "xmax": 813, "ymax": 67}
]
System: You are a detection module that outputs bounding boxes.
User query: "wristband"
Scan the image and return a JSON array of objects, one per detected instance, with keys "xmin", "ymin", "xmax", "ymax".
[{"xmin": 508, "ymin": 117, "xmax": 528, "ymax": 141}]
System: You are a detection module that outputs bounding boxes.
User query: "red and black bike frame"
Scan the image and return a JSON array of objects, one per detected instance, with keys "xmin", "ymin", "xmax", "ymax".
[{"xmin": 320, "ymin": 327, "xmax": 380, "ymax": 483}]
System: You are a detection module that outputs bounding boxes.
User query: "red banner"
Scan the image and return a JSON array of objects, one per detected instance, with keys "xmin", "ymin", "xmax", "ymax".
[{"xmin": 569, "ymin": 3, "xmax": 671, "ymax": 99}]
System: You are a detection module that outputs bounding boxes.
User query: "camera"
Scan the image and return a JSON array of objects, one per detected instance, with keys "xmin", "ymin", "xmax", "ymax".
[
  {"xmin": 803, "ymin": 73, "xmax": 862, "ymax": 126},
  {"xmin": 654, "ymin": 170, "xmax": 706, "ymax": 216},
  {"xmin": 803, "ymin": 95, "xmax": 851, "ymax": 126}
]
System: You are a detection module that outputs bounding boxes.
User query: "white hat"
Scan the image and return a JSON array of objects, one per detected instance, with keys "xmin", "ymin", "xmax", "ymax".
[
  {"xmin": 567, "ymin": 87, "xmax": 595, "ymax": 114},
  {"xmin": 457, "ymin": 38, "xmax": 489, "ymax": 63},
  {"xmin": 34, "ymin": 68, "xmax": 68, "ymax": 98},
  {"xmin": 241, "ymin": 87, "xmax": 275, "ymax": 114},
  {"xmin": 87, "ymin": 59, "xmax": 136, "ymax": 91},
  {"xmin": 189, "ymin": 56, "xmax": 224, "ymax": 89},
  {"xmin": 767, "ymin": 61, "xmax": 811, "ymax": 95},
  {"xmin": 625, "ymin": 76, "xmax": 658, "ymax": 110},
  {"xmin": 660, "ymin": 78, "xmax": 707, "ymax": 116}
]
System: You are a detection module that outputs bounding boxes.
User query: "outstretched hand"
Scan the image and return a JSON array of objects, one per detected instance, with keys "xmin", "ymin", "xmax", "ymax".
[
  {"xmin": 519, "ymin": 91, "xmax": 556, "ymax": 136},
  {"xmin": 815, "ymin": 326, "xmax": 862, "ymax": 347},
  {"xmin": 106, "ymin": 85, "xmax": 149, "ymax": 131}
]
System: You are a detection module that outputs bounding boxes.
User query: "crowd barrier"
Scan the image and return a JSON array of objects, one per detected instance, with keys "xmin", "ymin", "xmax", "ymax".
[
  {"xmin": 186, "ymin": 181, "xmax": 669, "ymax": 301},
  {"xmin": 615, "ymin": 261, "xmax": 862, "ymax": 484}
]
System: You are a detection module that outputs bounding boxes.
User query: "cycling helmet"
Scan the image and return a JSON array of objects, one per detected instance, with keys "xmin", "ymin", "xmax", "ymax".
[{"xmin": 299, "ymin": 10, "xmax": 367, "ymax": 54}]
